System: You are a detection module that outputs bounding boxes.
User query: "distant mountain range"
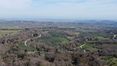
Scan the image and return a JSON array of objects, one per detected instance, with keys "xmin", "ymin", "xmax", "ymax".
[{"xmin": 0, "ymin": 19, "xmax": 117, "ymax": 29}]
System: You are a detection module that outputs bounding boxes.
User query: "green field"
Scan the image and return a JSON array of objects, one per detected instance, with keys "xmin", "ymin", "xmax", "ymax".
[
  {"xmin": 0, "ymin": 29, "xmax": 20, "ymax": 37},
  {"xmin": 38, "ymin": 31, "xmax": 70, "ymax": 47},
  {"xmin": 82, "ymin": 43, "xmax": 98, "ymax": 52},
  {"xmin": 102, "ymin": 56, "xmax": 117, "ymax": 66}
]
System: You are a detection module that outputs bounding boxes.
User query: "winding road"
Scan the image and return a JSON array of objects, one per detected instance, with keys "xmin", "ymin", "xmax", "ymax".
[
  {"xmin": 24, "ymin": 34, "xmax": 86, "ymax": 53},
  {"xmin": 24, "ymin": 34, "xmax": 42, "ymax": 47}
]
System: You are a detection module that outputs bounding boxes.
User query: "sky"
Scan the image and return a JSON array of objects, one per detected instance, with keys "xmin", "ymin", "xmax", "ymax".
[{"xmin": 0, "ymin": 0, "xmax": 117, "ymax": 20}]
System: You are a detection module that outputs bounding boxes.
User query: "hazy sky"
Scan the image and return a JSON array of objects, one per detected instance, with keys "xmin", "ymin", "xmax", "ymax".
[{"xmin": 0, "ymin": 0, "xmax": 117, "ymax": 20}]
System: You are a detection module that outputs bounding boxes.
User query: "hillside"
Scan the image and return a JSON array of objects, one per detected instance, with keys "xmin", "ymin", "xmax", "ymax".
[{"xmin": 0, "ymin": 21, "xmax": 117, "ymax": 66}]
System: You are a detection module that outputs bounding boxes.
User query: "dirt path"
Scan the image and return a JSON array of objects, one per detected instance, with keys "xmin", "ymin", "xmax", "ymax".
[
  {"xmin": 24, "ymin": 34, "xmax": 42, "ymax": 47},
  {"xmin": 79, "ymin": 44, "xmax": 86, "ymax": 53}
]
